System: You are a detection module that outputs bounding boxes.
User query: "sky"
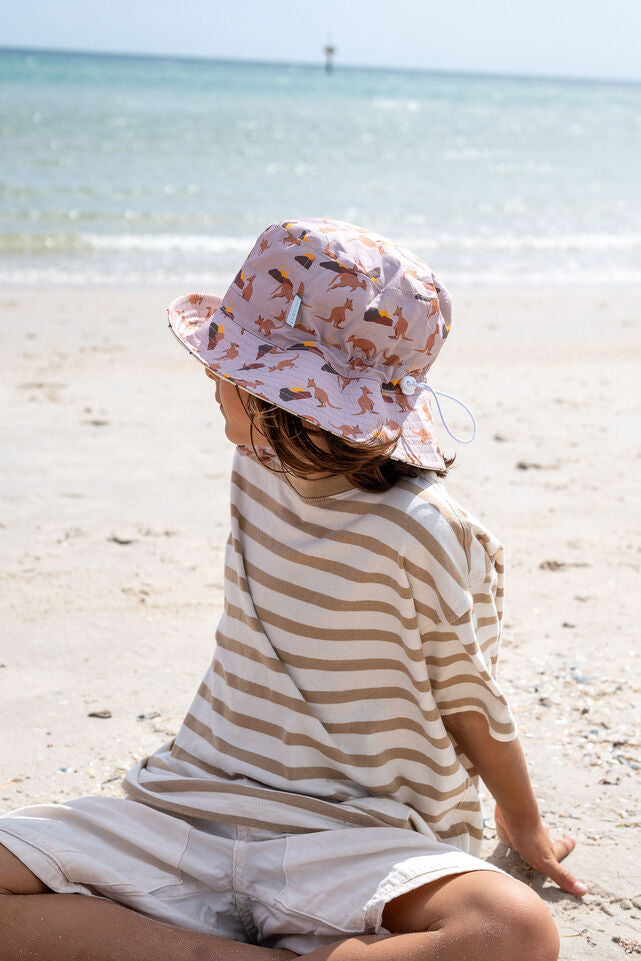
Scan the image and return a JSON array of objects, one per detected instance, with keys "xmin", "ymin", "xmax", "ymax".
[{"xmin": 3, "ymin": 0, "xmax": 640, "ymax": 82}]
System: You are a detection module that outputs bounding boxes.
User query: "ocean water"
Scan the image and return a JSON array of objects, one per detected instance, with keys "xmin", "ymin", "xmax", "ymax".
[{"xmin": 1, "ymin": 48, "xmax": 640, "ymax": 287}]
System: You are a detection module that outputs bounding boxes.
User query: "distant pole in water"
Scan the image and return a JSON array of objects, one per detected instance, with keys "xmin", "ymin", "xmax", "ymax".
[{"xmin": 324, "ymin": 43, "xmax": 336, "ymax": 72}]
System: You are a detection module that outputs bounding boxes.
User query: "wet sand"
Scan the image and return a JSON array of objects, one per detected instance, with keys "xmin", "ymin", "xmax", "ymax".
[{"xmin": 1, "ymin": 286, "xmax": 640, "ymax": 959}]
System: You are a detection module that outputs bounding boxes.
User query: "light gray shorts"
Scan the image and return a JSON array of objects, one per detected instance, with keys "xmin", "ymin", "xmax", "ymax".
[{"xmin": 0, "ymin": 796, "xmax": 504, "ymax": 954}]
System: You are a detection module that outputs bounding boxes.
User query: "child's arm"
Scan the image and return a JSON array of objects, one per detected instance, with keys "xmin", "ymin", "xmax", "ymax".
[{"xmin": 443, "ymin": 710, "xmax": 588, "ymax": 897}]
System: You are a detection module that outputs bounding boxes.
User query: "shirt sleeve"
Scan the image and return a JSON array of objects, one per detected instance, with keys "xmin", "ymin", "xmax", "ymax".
[{"xmin": 404, "ymin": 493, "xmax": 518, "ymax": 742}]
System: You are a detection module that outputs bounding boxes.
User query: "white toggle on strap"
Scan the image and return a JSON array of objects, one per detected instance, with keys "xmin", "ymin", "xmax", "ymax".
[{"xmin": 399, "ymin": 374, "xmax": 478, "ymax": 444}]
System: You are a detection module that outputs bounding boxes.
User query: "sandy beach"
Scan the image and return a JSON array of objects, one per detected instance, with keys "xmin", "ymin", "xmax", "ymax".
[{"xmin": 1, "ymin": 285, "xmax": 640, "ymax": 959}]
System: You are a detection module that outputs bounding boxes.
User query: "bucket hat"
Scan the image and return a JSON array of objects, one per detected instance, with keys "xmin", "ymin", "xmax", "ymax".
[{"xmin": 167, "ymin": 218, "xmax": 475, "ymax": 470}]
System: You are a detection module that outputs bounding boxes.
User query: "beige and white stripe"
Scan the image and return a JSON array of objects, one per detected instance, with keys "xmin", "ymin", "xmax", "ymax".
[{"xmin": 125, "ymin": 448, "xmax": 516, "ymax": 857}]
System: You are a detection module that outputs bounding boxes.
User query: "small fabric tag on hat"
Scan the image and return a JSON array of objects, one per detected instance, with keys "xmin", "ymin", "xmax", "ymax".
[{"xmin": 285, "ymin": 294, "xmax": 302, "ymax": 327}]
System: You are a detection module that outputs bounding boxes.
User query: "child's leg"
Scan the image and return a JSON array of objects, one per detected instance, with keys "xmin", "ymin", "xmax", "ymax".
[
  {"xmin": 0, "ymin": 845, "xmax": 298, "ymax": 961},
  {"xmin": 293, "ymin": 871, "xmax": 560, "ymax": 961},
  {"xmin": 1, "ymin": 833, "xmax": 560, "ymax": 961}
]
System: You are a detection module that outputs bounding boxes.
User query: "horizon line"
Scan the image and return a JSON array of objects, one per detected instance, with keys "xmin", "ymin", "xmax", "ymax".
[{"xmin": 1, "ymin": 43, "xmax": 640, "ymax": 88}]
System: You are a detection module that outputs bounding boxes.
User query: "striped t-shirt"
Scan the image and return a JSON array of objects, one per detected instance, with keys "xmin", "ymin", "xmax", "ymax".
[{"xmin": 125, "ymin": 446, "xmax": 516, "ymax": 856}]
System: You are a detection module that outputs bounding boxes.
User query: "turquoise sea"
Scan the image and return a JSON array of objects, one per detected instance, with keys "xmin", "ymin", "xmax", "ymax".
[{"xmin": 1, "ymin": 48, "xmax": 640, "ymax": 287}]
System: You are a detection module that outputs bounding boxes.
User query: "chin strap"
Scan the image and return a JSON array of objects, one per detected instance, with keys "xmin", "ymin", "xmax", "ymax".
[{"xmin": 399, "ymin": 375, "xmax": 478, "ymax": 444}]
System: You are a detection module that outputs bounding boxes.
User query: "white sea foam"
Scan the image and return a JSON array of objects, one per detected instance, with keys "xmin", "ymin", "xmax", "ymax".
[
  {"xmin": 0, "ymin": 233, "xmax": 256, "ymax": 254},
  {"xmin": 82, "ymin": 233, "xmax": 256, "ymax": 253},
  {"xmin": 3, "ymin": 231, "xmax": 640, "ymax": 256},
  {"xmin": 410, "ymin": 233, "xmax": 641, "ymax": 252}
]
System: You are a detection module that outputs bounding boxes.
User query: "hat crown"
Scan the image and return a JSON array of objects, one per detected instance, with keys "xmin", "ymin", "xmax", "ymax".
[{"xmin": 224, "ymin": 218, "xmax": 451, "ymax": 382}]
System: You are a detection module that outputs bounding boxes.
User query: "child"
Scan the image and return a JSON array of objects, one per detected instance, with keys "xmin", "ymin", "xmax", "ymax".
[{"xmin": 0, "ymin": 219, "xmax": 586, "ymax": 961}]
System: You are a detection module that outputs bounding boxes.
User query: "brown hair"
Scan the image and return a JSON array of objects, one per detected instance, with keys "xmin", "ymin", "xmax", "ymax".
[{"xmin": 236, "ymin": 387, "xmax": 454, "ymax": 493}]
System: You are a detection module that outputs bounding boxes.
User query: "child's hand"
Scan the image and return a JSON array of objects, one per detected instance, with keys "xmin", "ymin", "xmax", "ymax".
[{"xmin": 494, "ymin": 803, "xmax": 588, "ymax": 897}]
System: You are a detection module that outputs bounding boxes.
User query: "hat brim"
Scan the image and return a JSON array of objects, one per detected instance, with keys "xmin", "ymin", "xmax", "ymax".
[{"xmin": 168, "ymin": 291, "xmax": 446, "ymax": 470}]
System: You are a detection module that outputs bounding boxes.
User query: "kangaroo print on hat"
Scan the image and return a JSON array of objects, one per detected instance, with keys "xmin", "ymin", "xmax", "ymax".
[{"xmin": 168, "ymin": 218, "xmax": 455, "ymax": 470}]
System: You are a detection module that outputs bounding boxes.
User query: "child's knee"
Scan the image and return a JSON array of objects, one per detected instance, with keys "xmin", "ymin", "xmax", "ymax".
[
  {"xmin": 496, "ymin": 882, "xmax": 559, "ymax": 960},
  {"xmin": 458, "ymin": 874, "xmax": 559, "ymax": 961},
  {"xmin": 0, "ymin": 844, "xmax": 50, "ymax": 895},
  {"xmin": 384, "ymin": 871, "xmax": 559, "ymax": 961}
]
